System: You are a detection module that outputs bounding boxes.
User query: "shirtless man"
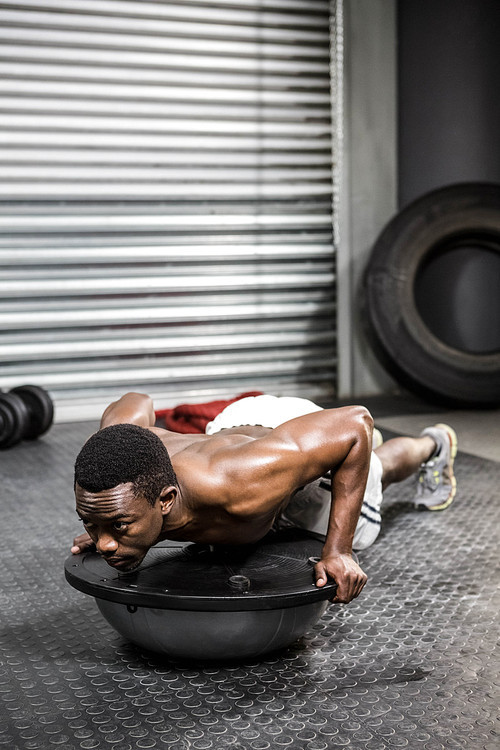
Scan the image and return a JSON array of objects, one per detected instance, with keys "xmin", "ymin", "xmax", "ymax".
[{"xmin": 71, "ymin": 393, "xmax": 457, "ymax": 604}]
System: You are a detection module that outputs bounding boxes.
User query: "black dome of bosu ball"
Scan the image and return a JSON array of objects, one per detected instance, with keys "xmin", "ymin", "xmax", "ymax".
[
  {"xmin": 65, "ymin": 529, "xmax": 336, "ymax": 661},
  {"xmin": 363, "ymin": 182, "xmax": 500, "ymax": 407}
]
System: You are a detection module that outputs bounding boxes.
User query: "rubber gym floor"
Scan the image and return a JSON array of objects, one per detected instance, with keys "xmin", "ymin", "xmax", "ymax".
[{"xmin": 1, "ymin": 403, "xmax": 499, "ymax": 750}]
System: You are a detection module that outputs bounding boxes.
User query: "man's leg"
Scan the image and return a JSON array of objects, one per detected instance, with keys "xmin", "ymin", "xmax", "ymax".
[
  {"xmin": 376, "ymin": 435, "xmax": 436, "ymax": 490},
  {"xmin": 375, "ymin": 424, "xmax": 458, "ymax": 510}
]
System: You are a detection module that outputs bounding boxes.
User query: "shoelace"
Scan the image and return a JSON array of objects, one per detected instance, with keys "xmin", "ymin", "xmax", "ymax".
[{"xmin": 418, "ymin": 459, "xmax": 441, "ymax": 493}]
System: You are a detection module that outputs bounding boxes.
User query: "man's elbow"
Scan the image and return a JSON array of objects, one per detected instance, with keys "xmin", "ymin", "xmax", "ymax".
[
  {"xmin": 124, "ymin": 392, "xmax": 156, "ymax": 425},
  {"xmin": 100, "ymin": 392, "xmax": 155, "ymax": 428},
  {"xmin": 349, "ymin": 405, "xmax": 374, "ymax": 446}
]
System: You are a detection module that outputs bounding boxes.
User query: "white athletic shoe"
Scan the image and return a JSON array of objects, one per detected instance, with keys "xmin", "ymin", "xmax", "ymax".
[{"xmin": 413, "ymin": 423, "xmax": 458, "ymax": 511}]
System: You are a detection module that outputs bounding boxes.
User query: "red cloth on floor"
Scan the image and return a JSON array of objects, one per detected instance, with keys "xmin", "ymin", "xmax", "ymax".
[{"xmin": 155, "ymin": 391, "xmax": 263, "ymax": 434}]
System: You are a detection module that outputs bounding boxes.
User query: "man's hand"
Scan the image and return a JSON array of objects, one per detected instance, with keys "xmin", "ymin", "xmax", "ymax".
[
  {"xmin": 314, "ymin": 552, "xmax": 367, "ymax": 603},
  {"xmin": 71, "ymin": 531, "xmax": 95, "ymax": 555}
]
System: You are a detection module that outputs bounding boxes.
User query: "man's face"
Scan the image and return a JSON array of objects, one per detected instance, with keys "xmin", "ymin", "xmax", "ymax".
[{"xmin": 75, "ymin": 482, "xmax": 166, "ymax": 571}]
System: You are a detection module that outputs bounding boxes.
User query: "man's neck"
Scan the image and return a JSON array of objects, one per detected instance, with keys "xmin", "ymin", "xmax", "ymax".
[{"xmin": 159, "ymin": 481, "xmax": 193, "ymax": 541}]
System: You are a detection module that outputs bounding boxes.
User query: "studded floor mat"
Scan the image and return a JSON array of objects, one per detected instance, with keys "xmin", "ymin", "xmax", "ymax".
[{"xmin": 0, "ymin": 421, "xmax": 498, "ymax": 750}]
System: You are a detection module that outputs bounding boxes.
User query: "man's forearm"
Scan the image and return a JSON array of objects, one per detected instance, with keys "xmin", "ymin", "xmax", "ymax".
[
  {"xmin": 315, "ymin": 434, "xmax": 371, "ymax": 601},
  {"xmin": 323, "ymin": 425, "xmax": 372, "ymax": 556},
  {"xmin": 323, "ymin": 480, "xmax": 365, "ymax": 556}
]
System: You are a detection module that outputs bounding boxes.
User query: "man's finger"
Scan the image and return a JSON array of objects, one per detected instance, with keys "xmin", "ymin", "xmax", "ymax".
[
  {"xmin": 332, "ymin": 589, "xmax": 351, "ymax": 604},
  {"xmin": 331, "ymin": 579, "xmax": 363, "ymax": 604},
  {"xmin": 71, "ymin": 533, "xmax": 95, "ymax": 554},
  {"xmin": 314, "ymin": 562, "xmax": 329, "ymax": 587}
]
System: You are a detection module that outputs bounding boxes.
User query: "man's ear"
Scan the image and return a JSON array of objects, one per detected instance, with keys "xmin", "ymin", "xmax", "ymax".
[{"xmin": 159, "ymin": 486, "xmax": 177, "ymax": 516}]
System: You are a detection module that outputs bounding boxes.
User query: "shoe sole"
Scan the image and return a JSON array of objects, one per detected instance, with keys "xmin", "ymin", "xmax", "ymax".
[
  {"xmin": 372, "ymin": 428, "xmax": 384, "ymax": 451},
  {"xmin": 417, "ymin": 423, "xmax": 458, "ymax": 511}
]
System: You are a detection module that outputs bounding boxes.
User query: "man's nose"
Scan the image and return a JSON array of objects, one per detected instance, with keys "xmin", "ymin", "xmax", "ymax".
[{"xmin": 96, "ymin": 533, "xmax": 118, "ymax": 556}]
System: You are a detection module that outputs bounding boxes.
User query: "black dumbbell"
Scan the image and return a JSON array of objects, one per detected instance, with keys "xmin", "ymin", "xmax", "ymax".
[{"xmin": 0, "ymin": 385, "xmax": 54, "ymax": 450}]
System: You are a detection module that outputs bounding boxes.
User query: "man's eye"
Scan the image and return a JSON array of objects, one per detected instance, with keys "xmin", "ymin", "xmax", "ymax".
[{"xmin": 113, "ymin": 522, "xmax": 129, "ymax": 531}]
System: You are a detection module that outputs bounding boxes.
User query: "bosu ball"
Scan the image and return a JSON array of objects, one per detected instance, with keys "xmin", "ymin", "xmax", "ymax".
[{"xmin": 65, "ymin": 529, "xmax": 337, "ymax": 661}]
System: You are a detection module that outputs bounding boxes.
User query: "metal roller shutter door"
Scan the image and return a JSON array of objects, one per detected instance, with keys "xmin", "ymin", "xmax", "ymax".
[{"xmin": 0, "ymin": 0, "xmax": 340, "ymax": 422}]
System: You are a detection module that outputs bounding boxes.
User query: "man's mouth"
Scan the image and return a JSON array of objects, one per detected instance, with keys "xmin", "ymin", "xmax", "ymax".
[{"xmin": 105, "ymin": 556, "xmax": 137, "ymax": 570}]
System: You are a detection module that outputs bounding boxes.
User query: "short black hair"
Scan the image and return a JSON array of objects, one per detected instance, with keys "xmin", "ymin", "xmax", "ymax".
[{"xmin": 74, "ymin": 424, "xmax": 177, "ymax": 506}]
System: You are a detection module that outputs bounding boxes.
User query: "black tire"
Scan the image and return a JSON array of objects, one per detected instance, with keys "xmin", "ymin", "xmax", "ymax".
[{"xmin": 363, "ymin": 183, "xmax": 500, "ymax": 406}]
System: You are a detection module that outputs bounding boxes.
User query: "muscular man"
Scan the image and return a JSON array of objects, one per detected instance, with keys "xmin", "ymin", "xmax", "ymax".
[{"xmin": 71, "ymin": 393, "xmax": 457, "ymax": 604}]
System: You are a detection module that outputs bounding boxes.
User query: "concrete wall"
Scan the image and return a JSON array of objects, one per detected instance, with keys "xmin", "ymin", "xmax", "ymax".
[
  {"xmin": 398, "ymin": 0, "xmax": 500, "ymax": 207},
  {"xmin": 337, "ymin": 0, "xmax": 398, "ymax": 398}
]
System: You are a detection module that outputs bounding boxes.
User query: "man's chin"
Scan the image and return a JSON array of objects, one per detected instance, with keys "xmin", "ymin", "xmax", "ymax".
[{"xmin": 121, "ymin": 560, "xmax": 143, "ymax": 572}]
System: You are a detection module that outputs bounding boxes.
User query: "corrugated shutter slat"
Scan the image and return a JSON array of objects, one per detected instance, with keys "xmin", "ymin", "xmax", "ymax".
[{"xmin": 0, "ymin": 0, "xmax": 337, "ymax": 420}]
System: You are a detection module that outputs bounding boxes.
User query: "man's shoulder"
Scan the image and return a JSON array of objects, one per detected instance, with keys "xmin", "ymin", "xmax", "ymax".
[{"xmin": 171, "ymin": 435, "xmax": 285, "ymax": 509}]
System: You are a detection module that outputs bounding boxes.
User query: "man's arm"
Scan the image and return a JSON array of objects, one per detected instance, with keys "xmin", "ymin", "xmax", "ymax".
[
  {"xmin": 280, "ymin": 406, "xmax": 372, "ymax": 603},
  {"xmin": 219, "ymin": 406, "xmax": 373, "ymax": 603},
  {"xmin": 313, "ymin": 409, "xmax": 371, "ymax": 604}
]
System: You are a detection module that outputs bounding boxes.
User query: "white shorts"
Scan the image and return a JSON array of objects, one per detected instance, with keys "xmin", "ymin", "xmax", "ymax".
[
  {"xmin": 206, "ymin": 395, "xmax": 383, "ymax": 551},
  {"xmin": 205, "ymin": 394, "xmax": 323, "ymax": 434}
]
